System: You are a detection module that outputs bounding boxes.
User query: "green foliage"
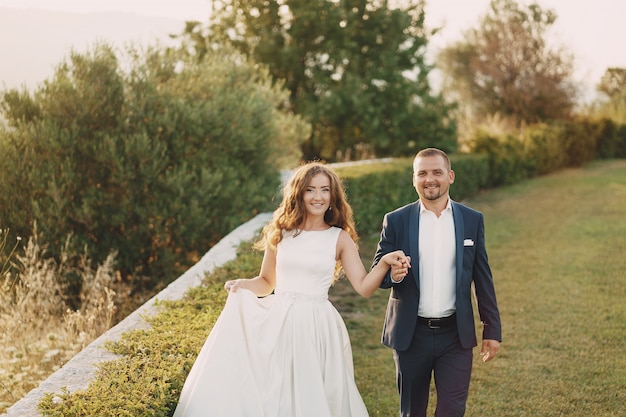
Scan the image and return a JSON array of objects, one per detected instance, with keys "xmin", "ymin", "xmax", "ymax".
[
  {"xmin": 336, "ymin": 154, "xmax": 490, "ymax": 236},
  {"xmin": 469, "ymin": 131, "xmax": 530, "ymax": 187},
  {"xmin": 0, "ymin": 41, "xmax": 309, "ymax": 296},
  {"xmin": 593, "ymin": 118, "xmax": 622, "ymax": 158},
  {"xmin": 437, "ymin": 0, "xmax": 576, "ymax": 127},
  {"xmin": 338, "ymin": 160, "xmax": 416, "ymax": 236},
  {"xmin": 520, "ymin": 123, "xmax": 570, "ymax": 175},
  {"xmin": 584, "ymin": 115, "xmax": 626, "ymax": 159},
  {"xmin": 187, "ymin": 0, "xmax": 456, "ymax": 160},
  {"xmin": 617, "ymin": 124, "xmax": 626, "ymax": 157},
  {"xmin": 447, "ymin": 153, "xmax": 491, "ymax": 201},
  {"xmin": 467, "ymin": 118, "xmax": 626, "ymax": 187},
  {"xmin": 38, "ymin": 286, "xmax": 226, "ymax": 416},
  {"xmin": 597, "ymin": 67, "xmax": 626, "ymax": 101},
  {"xmin": 557, "ymin": 119, "xmax": 599, "ymax": 167}
]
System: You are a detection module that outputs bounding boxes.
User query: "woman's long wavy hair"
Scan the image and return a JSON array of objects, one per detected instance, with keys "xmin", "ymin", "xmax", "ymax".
[{"xmin": 255, "ymin": 162, "xmax": 358, "ymax": 280}]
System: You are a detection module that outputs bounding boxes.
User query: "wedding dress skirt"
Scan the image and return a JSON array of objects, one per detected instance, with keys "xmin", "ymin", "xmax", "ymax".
[{"xmin": 172, "ymin": 227, "xmax": 369, "ymax": 417}]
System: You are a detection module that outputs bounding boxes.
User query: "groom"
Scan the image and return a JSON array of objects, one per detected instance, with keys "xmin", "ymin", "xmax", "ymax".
[{"xmin": 372, "ymin": 148, "xmax": 502, "ymax": 417}]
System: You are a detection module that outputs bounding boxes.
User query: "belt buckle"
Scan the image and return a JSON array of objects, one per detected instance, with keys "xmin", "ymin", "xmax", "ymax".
[{"xmin": 427, "ymin": 319, "xmax": 441, "ymax": 329}]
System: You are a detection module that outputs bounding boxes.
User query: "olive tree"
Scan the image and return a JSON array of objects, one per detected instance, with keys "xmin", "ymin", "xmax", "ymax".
[{"xmin": 0, "ymin": 41, "xmax": 309, "ymax": 296}]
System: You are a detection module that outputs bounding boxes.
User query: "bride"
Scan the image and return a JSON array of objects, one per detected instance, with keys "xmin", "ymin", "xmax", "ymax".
[{"xmin": 172, "ymin": 162, "xmax": 410, "ymax": 417}]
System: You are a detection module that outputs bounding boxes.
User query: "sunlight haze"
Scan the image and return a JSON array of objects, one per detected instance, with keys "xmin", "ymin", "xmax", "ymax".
[{"xmin": 1, "ymin": 0, "xmax": 624, "ymax": 102}]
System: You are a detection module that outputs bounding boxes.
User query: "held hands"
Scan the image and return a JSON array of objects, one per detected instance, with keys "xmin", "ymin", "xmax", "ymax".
[{"xmin": 383, "ymin": 250, "xmax": 411, "ymax": 282}]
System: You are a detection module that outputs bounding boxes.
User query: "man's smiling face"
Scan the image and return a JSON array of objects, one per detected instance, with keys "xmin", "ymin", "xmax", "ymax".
[{"xmin": 412, "ymin": 154, "xmax": 455, "ymax": 202}]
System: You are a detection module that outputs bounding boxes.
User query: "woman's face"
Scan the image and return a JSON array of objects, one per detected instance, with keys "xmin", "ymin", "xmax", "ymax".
[{"xmin": 302, "ymin": 173, "xmax": 331, "ymax": 217}]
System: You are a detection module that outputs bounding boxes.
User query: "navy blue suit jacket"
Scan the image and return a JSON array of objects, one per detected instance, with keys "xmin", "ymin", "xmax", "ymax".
[{"xmin": 373, "ymin": 200, "xmax": 502, "ymax": 351}]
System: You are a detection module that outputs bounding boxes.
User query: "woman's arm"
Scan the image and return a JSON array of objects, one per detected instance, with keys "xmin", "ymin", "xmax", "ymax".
[
  {"xmin": 337, "ymin": 230, "xmax": 410, "ymax": 298},
  {"xmin": 224, "ymin": 246, "xmax": 277, "ymax": 296}
]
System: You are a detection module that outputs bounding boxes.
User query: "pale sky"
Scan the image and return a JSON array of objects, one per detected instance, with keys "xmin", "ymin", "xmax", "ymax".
[
  {"xmin": 1, "ymin": 0, "xmax": 624, "ymax": 101},
  {"xmin": 0, "ymin": 0, "xmax": 213, "ymax": 21},
  {"xmin": 423, "ymin": 0, "xmax": 626, "ymax": 92}
]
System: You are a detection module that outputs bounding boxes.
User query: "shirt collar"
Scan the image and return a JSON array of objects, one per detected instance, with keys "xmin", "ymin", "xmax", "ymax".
[{"xmin": 419, "ymin": 198, "xmax": 452, "ymax": 214}]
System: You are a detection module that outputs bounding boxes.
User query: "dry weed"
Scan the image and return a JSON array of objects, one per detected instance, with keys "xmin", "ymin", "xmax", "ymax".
[{"xmin": 0, "ymin": 228, "xmax": 120, "ymax": 413}]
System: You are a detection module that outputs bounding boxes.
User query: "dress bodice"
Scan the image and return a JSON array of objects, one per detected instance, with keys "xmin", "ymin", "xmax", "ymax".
[{"xmin": 274, "ymin": 227, "xmax": 341, "ymax": 297}]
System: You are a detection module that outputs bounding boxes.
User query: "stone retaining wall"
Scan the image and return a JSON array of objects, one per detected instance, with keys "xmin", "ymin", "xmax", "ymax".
[{"xmin": 2, "ymin": 213, "xmax": 272, "ymax": 417}]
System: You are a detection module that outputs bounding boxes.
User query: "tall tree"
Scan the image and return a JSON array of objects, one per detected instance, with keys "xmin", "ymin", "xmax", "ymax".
[
  {"xmin": 184, "ymin": 0, "xmax": 456, "ymax": 160},
  {"xmin": 597, "ymin": 67, "xmax": 626, "ymax": 101},
  {"xmin": 437, "ymin": 0, "xmax": 576, "ymax": 127},
  {"xmin": 593, "ymin": 67, "xmax": 626, "ymax": 123}
]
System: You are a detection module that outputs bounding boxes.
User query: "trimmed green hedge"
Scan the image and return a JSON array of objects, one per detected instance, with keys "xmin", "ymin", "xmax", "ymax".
[
  {"xmin": 337, "ymin": 159, "xmax": 415, "ymax": 237},
  {"xmin": 337, "ymin": 154, "xmax": 490, "ymax": 237},
  {"xmin": 468, "ymin": 117, "xmax": 626, "ymax": 188}
]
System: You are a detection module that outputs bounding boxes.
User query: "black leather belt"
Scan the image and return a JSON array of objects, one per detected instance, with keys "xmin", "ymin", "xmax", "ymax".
[{"xmin": 417, "ymin": 313, "xmax": 456, "ymax": 329}]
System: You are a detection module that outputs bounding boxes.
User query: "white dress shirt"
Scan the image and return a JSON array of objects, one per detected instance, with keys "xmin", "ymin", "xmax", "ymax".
[{"xmin": 417, "ymin": 199, "xmax": 457, "ymax": 318}]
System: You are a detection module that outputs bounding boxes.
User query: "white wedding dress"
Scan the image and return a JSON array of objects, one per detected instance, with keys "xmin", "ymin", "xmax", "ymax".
[{"xmin": 172, "ymin": 226, "xmax": 369, "ymax": 417}]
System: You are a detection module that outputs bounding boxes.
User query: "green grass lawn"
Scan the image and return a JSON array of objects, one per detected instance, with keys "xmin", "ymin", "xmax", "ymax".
[{"xmin": 332, "ymin": 159, "xmax": 626, "ymax": 417}]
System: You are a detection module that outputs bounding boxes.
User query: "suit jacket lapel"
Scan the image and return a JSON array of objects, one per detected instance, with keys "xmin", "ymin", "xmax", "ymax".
[
  {"xmin": 410, "ymin": 201, "xmax": 420, "ymax": 288},
  {"xmin": 452, "ymin": 201, "xmax": 464, "ymax": 287}
]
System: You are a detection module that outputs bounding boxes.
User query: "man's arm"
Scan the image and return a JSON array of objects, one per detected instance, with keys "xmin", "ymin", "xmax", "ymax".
[
  {"xmin": 373, "ymin": 213, "xmax": 399, "ymax": 289},
  {"xmin": 473, "ymin": 214, "xmax": 502, "ymax": 343}
]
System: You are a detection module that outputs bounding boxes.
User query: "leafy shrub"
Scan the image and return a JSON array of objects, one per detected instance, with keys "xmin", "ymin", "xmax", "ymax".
[
  {"xmin": 616, "ymin": 124, "xmax": 626, "ymax": 157},
  {"xmin": 593, "ymin": 117, "xmax": 621, "ymax": 158},
  {"xmin": 465, "ymin": 117, "xmax": 626, "ymax": 187},
  {"xmin": 521, "ymin": 123, "xmax": 569, "ymax": 176},
  {"xmin": 558, "ymin": 120, "xmax": 598, "ymax": 167},
  {"xmin": 0, "ymin": 41, "xmax": 309, "ymax": 298},
  {"xmin": 583, "ymin": 116, "xmax": 626, "ymax": 159},
  {"xmin": 447, "ymin": 153, "xmax": 490, "ymax": 201},
  {"xmin": 336, "ymin": 154, "xmax": 489, "ymax": 237},
  {"xmin": 337, "ymin": 159, "xmax": 415, "ymax": 236},
  {"xmin": 467, "ymin": 130, "xmax": 529, "ymax": 187}
]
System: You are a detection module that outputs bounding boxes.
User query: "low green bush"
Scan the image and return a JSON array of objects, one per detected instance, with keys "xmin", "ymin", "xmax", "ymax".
[
  {"xmin": 521, "ymin": 123, "xmax": 569, "ymax": 176},
  {"xmin": 593, "ymin": 117, "xmax": 621, "ymax": 158},
  {"xmin": 469, "ymin": 131, "xmax": 530, "ymax": 187},
  {"xmin": 467, "ymin": 118, "xmax": 626, "ymax": 186},
  {"xmin": 337, "ymin": 159, "xmax": 415, "ymax": 236},
  {"xmin": 0, "ymin": 41, "xmax": 308, "ymax": 297},
  {"xmin": 446, "ymin": 153, "xmax": 490, "ymax": 201},
  {"xmin": 559, "ymin": 120, "xmax": 598, "ymax": 167},
  {"xmin": 614, "ymin": 123, "xmax": 626, "ymax": 158}
]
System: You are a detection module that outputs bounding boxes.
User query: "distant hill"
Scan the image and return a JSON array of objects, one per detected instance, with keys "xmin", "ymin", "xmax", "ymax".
[{"xmin": 0, "ymin": 7, "xmax": 191, "ymax": 91}]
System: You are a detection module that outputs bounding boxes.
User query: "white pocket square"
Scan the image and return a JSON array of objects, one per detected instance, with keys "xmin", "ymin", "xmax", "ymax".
[{"xmin": 463, "ymin": 239, "xmax": 474, "ymax": 246}]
